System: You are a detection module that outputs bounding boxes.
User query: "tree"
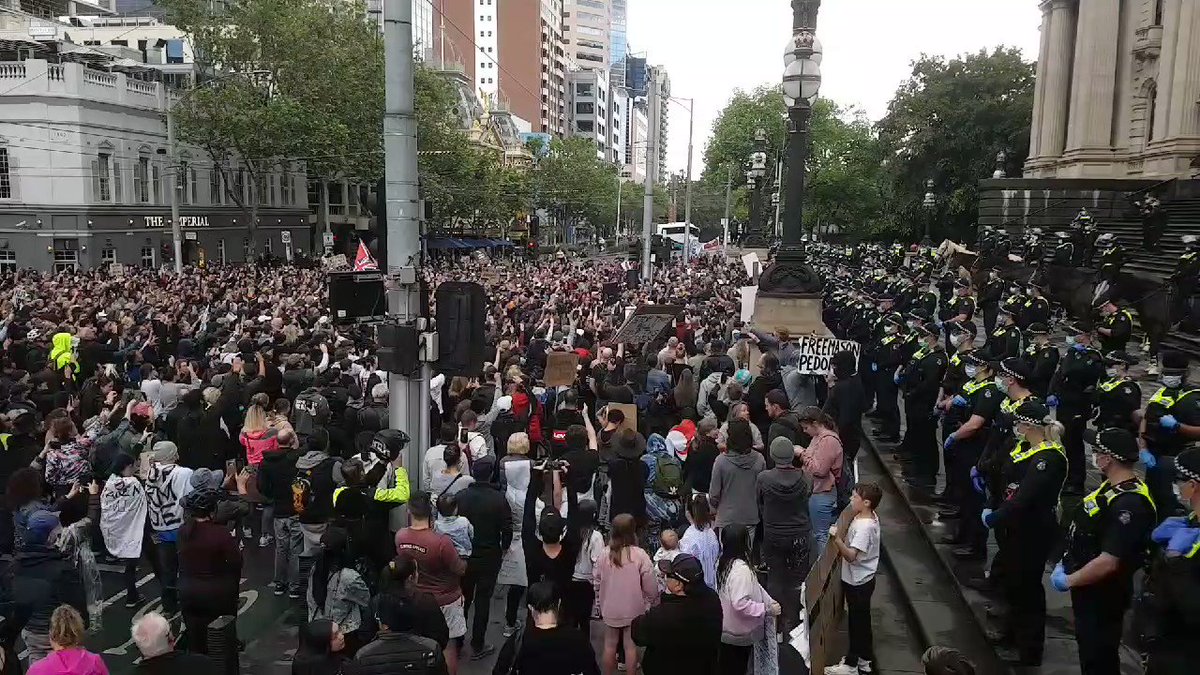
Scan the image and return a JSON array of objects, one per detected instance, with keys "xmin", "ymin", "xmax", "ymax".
[
  {"xmin": 164, "ymin": 0, "xmax": 384, "ymax": 253},
  {"xmin": 803, "ymin": 99, "xmax": 890, "ymax": 238},
  {"xmin": 877, "ymin": 47, "xmax": 1035, "ymax": 241},
  {"xmin": 701, "ymin": 86, "xmax": 788, "ymax": 188},
  {"xmin": 530, "ymin": 137, "xmax": 620, "ymax": 242}
]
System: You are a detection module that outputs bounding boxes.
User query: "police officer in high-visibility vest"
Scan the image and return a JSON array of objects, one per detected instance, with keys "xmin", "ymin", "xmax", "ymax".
[
  {"xmin": 940, "ymin": 352, "xmax": 1003, "ymax": 559},
  {"xmin": 934, "ymin": 321, "xmax": 977, "ymax": 513},
  {"xmin": 1024, "ymin": 322, "xmax": 1060, "ymax": 399},
  {"xmin": 1092, "ymin": 351, "xmax": 1141, "ymax": 434},
  {"xmin": 899, "ymin": 323, "xmax": 949, "ymax": 491},
  {"xmin": 1138, "ymin": 351, "xmax": 1200, "ymax": 519},
  {"xmin": 1095, "ymin": 295, "xmax": 1134, "ymax": 353},
  {"xmin": 979, "ymin": 267, "xmax": 1005, "ymax": 336},
  {"xmin": 979, "ymin": 399, "xmax": 1067, "ymax": 667},
  {"xmin": 1137, "ymin": 448, "xmax": 1200, "ymax": 675},
  {"xmin": 874, "ymin": 311, "xmax": 906, "ymax": 443},
  {"xmin": 1048, "ymin": 319, "xmax": 1106, "ymax": 496},
  {"xmin": 1052, "ymin": 428, "xmax": 1155, "ymax": 675},
  {"xmin": 987, "ymin": 300, "xmax": 1023, "ymax": 359},
  {"xmin": 1019, "ymin": 281, "xmax": 1051, "ymax": 330}
]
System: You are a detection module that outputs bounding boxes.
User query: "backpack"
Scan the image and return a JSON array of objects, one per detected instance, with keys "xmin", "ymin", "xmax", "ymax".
[
  {"xmin": 652, "ymin": 453, "xmax": 683, "ymax": 498},
  {"xmin": 292, "ymin": 457, "xmax": 334, "ymax": 516}
]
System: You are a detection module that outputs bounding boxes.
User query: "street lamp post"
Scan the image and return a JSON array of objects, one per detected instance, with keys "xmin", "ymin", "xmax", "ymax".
[
  {"xmin": 746, "ymin": 129, "xmax": 768, "ymax": 247},
  {"xmin": 992, "ymin": 150, "xmax": 1008, "ymax": 179},
  {"xmin": 759, "ymin": 0, "xmax": 824, "ymax": 297},
  {"xmin": 922, "ymin": 178, "xmax": 936, "ymax": 245}
]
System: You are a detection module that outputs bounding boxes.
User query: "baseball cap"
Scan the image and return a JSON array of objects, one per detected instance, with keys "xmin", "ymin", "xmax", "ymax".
[
  {"xmin": 657, "ymin": 553, "xmax": 704, "ymax": 586},
  {"xmin": 25, "ymin": 510, "xmax": 61, "ymax": 547}
]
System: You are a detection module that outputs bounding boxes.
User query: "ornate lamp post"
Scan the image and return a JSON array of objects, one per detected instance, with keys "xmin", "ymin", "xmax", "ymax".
[
  {"xmin": 922, "ymin": 178, "xmax": 936, "ymax": 245},
  {"xmin": 992, "ymin": 150, "xmax": 1008, "ymax": 179},
  {"xmin": 745, "ymin": 129, "xmax": 769, "ymax": 246},
  {"xmin": 759, "ymin": 0, "xmax": 823, "ymax": 296}
]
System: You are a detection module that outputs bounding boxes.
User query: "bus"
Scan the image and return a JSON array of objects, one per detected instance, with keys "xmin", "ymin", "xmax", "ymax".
[{"xmin": 656, "ymin": 222, "xmax": 700, "ymax": 251}]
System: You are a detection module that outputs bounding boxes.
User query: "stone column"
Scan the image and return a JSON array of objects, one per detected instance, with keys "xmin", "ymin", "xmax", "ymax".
[
  {"xmin": 1166, "ymin": 0, "xmax": 1200, "ymax": 138},
  {"xmin": 1038, "ymin": 0, "xmax": 1077, "ymax": 159},
  {"xmin": 1066, "ymin": 0, "xmax": 1121, "ymax": 151},
  {"xmin": 1028, "ymin": 0, "xmax": 1054, "ymax": 159},
  {"xmin": 1153, "ymin": 0, "xmax": 1182, "ymax": 142}
]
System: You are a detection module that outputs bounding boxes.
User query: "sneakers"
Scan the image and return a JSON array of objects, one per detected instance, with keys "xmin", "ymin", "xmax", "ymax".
[
  {"xmin": 288, "ymin": 589, "xmax": 302, "ymax": 600},
  {"xmin": 824, "ymin": 659, "xmax": 857, "ymax": 675},
  {"xmin": 241, "ymin": 526, "xmax": 253, "ymax": 539},
  {"xmin": 125, "ymin": 594, "xmax": 142, "ymax": 609},
  {"xmin": 469, "ymin": 644, "xmax": 495, "ymax": 660},
  {"xmin": 273, "ymin": 583, "xmax": 285, "ymax": 597},
  {"xmin": 502, "ymin": 623, "xmax": 520, "ymax": 638},
  {"xmin": 858, "ymin": 660, "xmax": 874, "ymax": 674},
  {"xmin": 258, "ymin": 535, "xmax": 273, "ymax": 548}
]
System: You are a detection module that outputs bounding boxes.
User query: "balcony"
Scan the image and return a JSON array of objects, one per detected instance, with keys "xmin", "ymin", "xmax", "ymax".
[
  {"xmin": 0, "ymin": 59, "xmax": 168, "ymax": 110},
  {"xmin": 1134, "ymin": 25, "xmax": 1163, "ymax": 60}
]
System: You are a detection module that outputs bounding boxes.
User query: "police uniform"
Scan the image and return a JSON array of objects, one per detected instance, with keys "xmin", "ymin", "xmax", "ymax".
[
  {"xmin": 1169, "ymin": 245, "xmax": 1200, "ymax": 297},
  {"xmin": 1092, "ymin": 352, "xmax": 1141, "ymax": 433},
  {"xmin": 873, "ymin": 313, "xmax": 906, "ymax": 441},
  {"xmin": 1019, "ymin": 287, "xmax": 1051, "ymax": 331},
  {"xmin": 1023, "ymin": 323, "xmax": 1060, "ymax": 398},
  {"xmin": 1059, "ymin": 428, "xmax": 1155, "ymax": 675},
  {"xmin": 979, "ymin": 272, "xmax": 1005, "ymax": 336},
  {"xmin": 988, "ymin": 303, "xmax": 1023, "ymax": 359},
  {"xmin": 1141, "ymin": 353, "xmax": 1200, "ymax": 518},
  {"xmin": 944, "ymin": 353, "xmax": 1003, "ymax": 557},
  {"xmin": 1096, "ymin": 241, "xmax": 1127, "ymax": 280},
  {"xmin": 900, "ymin": 325, "xmax": 949, "ymax": 489},
  {"xmin": 943, "ymin": 281, "xmax": 976, "ymax": 347},
  {"xmin": 1052, "ymin": 238, "xmax": 1075, "ymax": 266},
  {"xmin": 1048, "ymin": 321, "xmax": 1105, "ymax": 494},
  {"xmin": 1097, "ymin": 306, "xmax": 1134, "ymax": 353},
  {"xmin": 982, "ymin": 400, "xmax": 1067, "ymax": 666}
]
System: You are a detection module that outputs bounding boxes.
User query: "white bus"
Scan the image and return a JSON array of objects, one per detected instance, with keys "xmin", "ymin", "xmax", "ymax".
[{"xmin": 656, "ymin": 222, "xmax": 700, "ymax": 252}]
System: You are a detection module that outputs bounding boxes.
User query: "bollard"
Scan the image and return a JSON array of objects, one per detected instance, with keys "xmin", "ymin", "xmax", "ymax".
[{"xmin": 206, "ymin": 615, "xmax": 238, "ymax": 675}]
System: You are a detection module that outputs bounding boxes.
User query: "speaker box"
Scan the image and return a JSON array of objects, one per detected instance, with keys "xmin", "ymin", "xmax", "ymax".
[
  {"xmin": 377, "ymin": 323, "xmax": 421, "ymax": 376},
  {"xmin": 328, "ymin": 271, "xmax": 387, "ymax": 324},
  {"xmin": 435, "ymin": 281, "xmax": 486, "ymax": 377}
]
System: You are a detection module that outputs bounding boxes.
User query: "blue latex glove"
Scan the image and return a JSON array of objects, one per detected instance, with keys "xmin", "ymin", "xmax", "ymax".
[
  {"xmin": 1153, "ymin": 516, "xmax": 1190, "ymax": 545},
  {"xmin": 1046, "ymin": 395, "xmax": 1060, "ymax": 408},
  {"xmin": 1072, "ymin": 343, "xmax": 1087, "ymax": 352},
  {"xmin": 951, "ymin": 394, "xmax": 969, "ymax": 408},
  {"xmin": 970, "ymin": 466, "xmax": 986, "ymax": 494},
  {"xmin": 934, "ymin": 320, "xmax": 944, "ymax": 330},
  {"xmin": 894, "ymin": 373, "xmax": 904, "ymax": 385},
  {"xmin": 870, "ymin": 362, "xmax": 878, "ymax": 372},
  {"xmin": 981, "ymin": 508, "xmax": 996, "ymax": 528},
  {"xmin": 1166, "ymin": 528, "xmax": 1200, "ymax": 556},
  {"xmin": 943, "ymin": 433, "xmax": 957, "ymax": 451},
  {"xmin": 1050, "ymin": 563, "xmax": 1070, "ymax": 592},
  {"xmin": 1159, "ymin": 414, "xmax": 1180, "ymax": 432},
  {"xmin": 1140, "ymin": 449, "xmax": 1158, "ymax": 469}
]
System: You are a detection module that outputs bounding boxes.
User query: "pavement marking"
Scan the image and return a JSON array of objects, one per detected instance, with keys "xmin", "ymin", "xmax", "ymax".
[{"xmin": 19, "ymin": 573, "xmax": 157, "ymax": 661}]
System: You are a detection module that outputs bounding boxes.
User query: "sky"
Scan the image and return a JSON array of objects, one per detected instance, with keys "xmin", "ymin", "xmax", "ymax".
[{"xmin": 626, "ymin": 0, "xmax": 1043, "ymax": 179}]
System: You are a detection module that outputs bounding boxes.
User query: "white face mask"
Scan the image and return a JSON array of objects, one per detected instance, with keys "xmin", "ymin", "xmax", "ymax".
[
  {"xmin": 1090, "ymin": 453, "xmax": 1102, "ymax": 470},
  {"xmin": 950, "ymin": 335, "xmax": 965, "ymax": 348},
  {"xmin": 885, "ymin": 325, "xmax": 898, "ymax": 334},
  {"xmin": 1162, "ymin": 375, "xmax": 1184, "ymax": 388},
  {"xmin": 964, "ymin": 365, "xmax": 978, "ymax": 379},
  {"xmin": 1105, "ymin": 367, "xmax": 1120, "ymax": 379},
  {"xmin": 1172, "ymin": 483, "xmax": 1183, "ymax": 500},
  {"xmin": 1065, "ymin": 335, "xmax": 1077, "ymax": 347},
  {"xmin": 996, "ymin": 377, "xmax": 1010, "ymax": 394}
]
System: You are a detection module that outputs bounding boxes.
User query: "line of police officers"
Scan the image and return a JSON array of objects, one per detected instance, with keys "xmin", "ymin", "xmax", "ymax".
[{"xmin": 820, "ymin": 247, "xmax": 1199, "ymax": 675}]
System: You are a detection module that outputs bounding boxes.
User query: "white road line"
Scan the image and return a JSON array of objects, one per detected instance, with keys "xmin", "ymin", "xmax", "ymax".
[{"xmin": 17, "ymin": 573, "xmax": 155, "ymax": 662}]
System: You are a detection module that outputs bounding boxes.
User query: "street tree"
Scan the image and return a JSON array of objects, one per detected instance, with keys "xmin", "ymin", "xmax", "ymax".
[{"xmin": 530, "ymin": 137, "xmax": 619, "ymax": 242}]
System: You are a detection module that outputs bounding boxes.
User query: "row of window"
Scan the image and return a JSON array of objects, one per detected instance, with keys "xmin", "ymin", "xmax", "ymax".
[
  {"xmin": 0, "ymin": 237, "xmax": 276, "ymax": 273},
  {"xmin": 92, "ymin": 153, "xmax": 296, "ymax": 207}
]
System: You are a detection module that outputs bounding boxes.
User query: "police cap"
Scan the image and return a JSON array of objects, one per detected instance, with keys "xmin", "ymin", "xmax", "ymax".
[
  {"xmin": 1083, "ymin": 428, "xmax": 1139, "ymax": 463},
  {"xmin": 1102, "ymin": 350, "xmax": 1138, "ymax": 367}
]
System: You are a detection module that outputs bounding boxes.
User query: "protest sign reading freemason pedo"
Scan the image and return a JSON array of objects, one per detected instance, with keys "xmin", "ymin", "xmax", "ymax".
[{"xmin": 792, "ymin": 336, "xmax": 861, "ymax": 375}]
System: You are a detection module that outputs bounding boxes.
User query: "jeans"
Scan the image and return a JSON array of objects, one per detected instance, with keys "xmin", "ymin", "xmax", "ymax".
[
  {"xmin": 150, "ymin": 530, "xmax": 179, "ymax": 614},
  {"xmin": 763, "ymin": 536, "xmax": 809, "ymax": 635},
  {"xmin": 505, "ymin": 585, "xmax": 525, "ymax": 627},
  {"xmin": 809, "ymin": 491, "xmax": 837, "ymax": 555},
  {"xmin": 460, "ymin": 552, "xmax": 501, "ymax": 650},
  {"xmin": 844, "ymin": 578, "xmax": 876, "ymax": 667},
  {"xmin": 299, "ymin": 522, "xmax": 327, "ymax": 557},
  {"xmin": 273, "ymin": 516, "xmax": 303, "ymax": 592}
]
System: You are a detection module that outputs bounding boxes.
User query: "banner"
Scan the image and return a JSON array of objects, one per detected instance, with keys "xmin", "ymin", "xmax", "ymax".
[
  {"xmin": 793, "ymin": 336, "xmax": 861, "ymax": 375},
  {"xmin": 739, "ymin": 286, "xmax": 757, "ymax": 323},
  {"xmin": 612, "ymin": 304, "xmax": 683, "ymax": 344}
]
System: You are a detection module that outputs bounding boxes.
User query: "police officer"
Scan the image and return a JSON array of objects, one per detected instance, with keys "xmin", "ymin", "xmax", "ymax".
[
  {"xmin": 1138, "ymin": 351, "xmax": 1200, "ymax": 518},
  {"xmin": 1137, "ymin": 448, "xmax": 1200, "ymax": 674},
  {"xmin": 942, "ymin": 279, "xmax": 976, "ymax": 346},
  {"xmin": 900, "ymin": 324, "xmax": 949, "ymax": 491},
  {"xmin": 979, "ymin": 268, "xmax": 1005, "ymax": 336},
  {"xmin": 1168, "ymin": 235, "xmax": 1200, "ymax": 307},
  {"xmin": 1053, "ymin": 427, "xmax": 1155, "ymax": 675},
  {"xmin": 1095, "ymin": 296, "xmax": 1134, "ymax": 353},
  {"xmin": 1052, "ymin": 232, "xmax": 1075, "ymax": 266},
  {"xmin": 988, "ymin": 301, "xmax": 1023, "ymax": 359},
  {"xmin": 1020, "ymin": 282, "xmax": 1051, "ymax": 330},
  {"xmin": 1024, "ymin": 322, "xmax": 1060, "ymax": 399},
  {"xmin": 1095, "ymin": 234, "xmax": 1127, "ymax": 282},
  {"xmin": 873, "ymin": 312, "xmax": 906, "ymax": 443},
  {"xmin": 934, "ymin": 322, "xmax": 978, "ymax": 515},
  {"xmin": 980, "ymin": 399, "xmax": 1067, "ymax": 667},
  {"xmin": 941, "ymin": 353, "xmax": 1003, "ymax": 558},
  {"xmin": 1020, "ymin": 228, "xmax": 1046, "ymax": 267},
  {"xmin": 1048, "ymin": 319, "xmax": 1106, "ymax": 496},
  {"xmin": 1092, "ymin": 351, "xmax": 1141, "ymax": 434}
]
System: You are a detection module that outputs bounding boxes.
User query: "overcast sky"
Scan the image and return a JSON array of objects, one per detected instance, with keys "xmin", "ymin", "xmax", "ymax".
[{"xmin": 626, "ymin": 0, "xmax": 1043, "ymax": 179}]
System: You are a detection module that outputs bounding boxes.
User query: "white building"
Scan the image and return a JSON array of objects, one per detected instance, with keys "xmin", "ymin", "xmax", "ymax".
[
  {"xmin": 567, "ymin": 69, "xmax": 610, "ymax": 159},
  {"xmin": 623, "ymin": 95, "xmax": 647, "ymax": 183},
  {"xmin": 0, "ymin": 54, "xmax": 308, "ymax": 272},
  {"xmin": 563, "ymin": 0, "xmax": 610, "ymax": 70}
]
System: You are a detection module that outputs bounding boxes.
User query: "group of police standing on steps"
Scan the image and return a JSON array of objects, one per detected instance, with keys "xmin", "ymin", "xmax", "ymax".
[{"xmin": 813, "ymin": 234, "xmax": 1200, "ymax": 675}]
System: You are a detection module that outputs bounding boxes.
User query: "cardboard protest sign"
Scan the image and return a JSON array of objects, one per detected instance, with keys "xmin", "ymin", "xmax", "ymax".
[
  {"xmin": 741, "ymin": 252, "xmax": 761, "ymax": 279},
  {"xmin": 544, "ymin": 351, "xmax": 579, "ymax": 387},
  {"xmin": 792, "ymin": 335, "xmax": 861, "ymax": 375},
  {"xmin": 612, "ymin": 304, "xmax": 683, "ymax": 345},
  {"xmin": 740, "ymin": 286, "xmax": 757, "ymax": 323},
  {"xmin": 608, "ymin": 403, "xmax": 638, "ymax": 434}
]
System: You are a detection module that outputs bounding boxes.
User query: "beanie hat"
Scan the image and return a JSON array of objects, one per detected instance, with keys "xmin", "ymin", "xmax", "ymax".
[{"xmin": 769, "ymin": 437, "xmax": 795, "ymax": 466}]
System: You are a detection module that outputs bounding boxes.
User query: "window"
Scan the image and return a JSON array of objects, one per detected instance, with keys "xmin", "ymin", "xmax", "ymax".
[
  {"xmin": 152, "ymin": 163, "xmax": 162, "ymax": 204},
  {"xmin": 210, "ymin": 165, "xmax": 223, "ymax": 204},
  {"xmin": 0, "ymin": 249, "xmax": 14, "ymax": 272},
  {"xmin": 576, "ymin": 83, "xmax": 593, "ymax": 96},
  {"xmin": 242, "ymin": 237, "xmax": 251, "ymax": 260},
  {"xmin": 165, "ymin": 39, "xmax": 185, "ymax": 64},
  {"xmin": 217, "ymin": 239, "xmax": 227, "ymax": 264},
  {"xmin": 189, "ymin": 166, "xmax": 198, "ymax": 205},
  {"xmin": 576, "ymin": 102, "xmax": 594, "ymax": 115},
  {"xmin": 52, "ymin": 239, "xmax": 78, "ymax": 273},
  {"xmin": 93, "ymin": 152, "xmax": 113, "ymax": 202},
  {"xmin": 1155, "ymin": 0, "xmax": 1165, "ymax": 24},
  {"xmin": 100, "ymin": 248, "xmax": 116, "ymax": 265},
  {"xmin": 1147, "ymin": 81, "xmax": 1158, "ymax": 142},
  {"xmin": 234, "ymin": 169, "xmax": 246, "ymax": 203},
  {"xmin": 178, "ymin": 159, "xmax": 190, "ymax": 204},
  {"xmin": 135, "ymin": 155, "xmax": 150, "ymax": 203},
  {"xmin": 264, "ymin": 236, "xmax": 273, "ymax": 254},
  {"xmin": 0, "ymin": 147, "xmax": 10, "ymax": 199},
  {"xmin": 141, "ymin": 246, "xmax": 156, "ymax": 268},
  {"xmin": 575, "ymin": 120, "xmax": 594, "ymax": 132},
  {"xmin": 279, "ymin": 165, "xmax": 292, "ymax": 205}
]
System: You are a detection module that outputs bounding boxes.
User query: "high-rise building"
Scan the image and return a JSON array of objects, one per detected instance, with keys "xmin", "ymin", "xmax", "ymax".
[
  {"xmin": 609, "ymin": 0, "xmax": 627, "ymax": 70},
  {"xmin": 562, "ymin": 0, "xmax": 610, "ymax": 69},
  {"xmin": 433, "ymin": 0, "xmax": 567, "ymax": 136},
  {"xmin": 649, "ymin": 65, "xmax": 669, "ymax": 179},
  {"xmin": 567, "ymin": 69, "xmax": 610, "ymax": 160}
]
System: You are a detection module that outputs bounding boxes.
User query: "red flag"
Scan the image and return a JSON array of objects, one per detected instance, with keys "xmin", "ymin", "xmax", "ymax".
[{"xmin": 353, "ymin": 242, "xmax": 378, "ymax": 271}]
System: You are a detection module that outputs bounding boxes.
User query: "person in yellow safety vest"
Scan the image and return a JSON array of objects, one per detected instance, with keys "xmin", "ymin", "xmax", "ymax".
[
  {"xmin": 979, "ymin": 399, "xmax": 1066, "ymax": 667},
  {"xmin": 1137, "ymin": 448, "xmax": 1200, "ymax": 675},
  {"xmin": 48, "ymin": 331, "xmax": 77, "ymax": 372},
  {"xmin": 1053, "ymin": 428, "xmax": 1156, "ymax": 675},
  {"xmin": 1138, "ymin": 351, "xmax": 1200, "ymax": 520},
  {"xmin": 1095, "ymin": 295, "xmax": 1134, "ymax": 353},
  {"xmin": 1091, "ymin": 351, "xmax": 1141, "ymax": 434}
]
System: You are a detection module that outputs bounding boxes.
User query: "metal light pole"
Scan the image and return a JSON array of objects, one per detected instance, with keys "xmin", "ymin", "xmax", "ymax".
[
  {"xmin": 682, "ymin": 97, "xmax": 695, "ymax": 262},
  {"xmin": 640, "ymin": 67, "xmax": 658, "ymax": 280},
  {"xmin": 922, "ymin": 178, "xmax": 936, "ymax": 245},
  {"xmin": 722, "ymin": 166, "xmax": 732, "ymax": 256},
  {"xmin": 615, "ymin": 172, "xmax": 623, "ymax": 245},
  {"xmin": 746, "ymin": 129, "xmax": 768, "ymax": 247}
]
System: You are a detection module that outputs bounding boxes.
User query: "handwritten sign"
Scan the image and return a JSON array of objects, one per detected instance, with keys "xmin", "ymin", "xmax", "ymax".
[
  {"xmin": 322, "ymin": 254, "xmax": 348, "ymax": 270},
  {"xmin": 543, "ymin": 351, "xmax": 579, "ymax": 387},
  {"xmin": 793, "ymin": 336, "xmax": 861, "ymax": 375},
  {"xmin": 110, "ymin": 263, "xmax": 125, "ymax": 276},
  {"xmin": 611, "ymin": 304, "xmax": 683, "ymax": 345}
]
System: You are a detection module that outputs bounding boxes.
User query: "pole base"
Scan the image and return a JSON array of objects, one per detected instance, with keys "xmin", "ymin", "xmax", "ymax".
[{"xmin": 753, "ymin": 292, "xmax": 831, "ymax": 336}]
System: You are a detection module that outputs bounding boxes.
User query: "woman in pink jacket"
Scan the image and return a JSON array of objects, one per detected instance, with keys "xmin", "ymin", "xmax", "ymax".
[
  {"xmin": 594, "ymin": 513, "xmax": 657, "ymax": 675},
  {"xmin": 798, "ymin": 407, "xmax": 844, "ymax": 553}
]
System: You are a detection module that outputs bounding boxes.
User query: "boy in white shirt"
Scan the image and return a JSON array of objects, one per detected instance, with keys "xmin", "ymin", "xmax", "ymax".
[{"xmin": 826, "ymin": 482, "xmax": 883, "ymax": 675}]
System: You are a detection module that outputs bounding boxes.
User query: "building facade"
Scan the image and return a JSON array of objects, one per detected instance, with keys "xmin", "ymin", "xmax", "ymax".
[
  {"xmin": 0, "ymin": 58, "xmax": 308, "ymax": 272},
  {"xmin": 567, "ymin": 69, "xmax": 610, "ymax": 159},
  {"xmin": 609, "ymin": 0, "xmax": 626, "ymax": 69},
  {"xmin": 433, "ymin": 0, "xmax": 567, "ymax": 136},
  {"xmin": 1025, "ymin": 0, "xmax": 1200, "ymax": 179},
  {"xmin": 563, "ymin": 0, "xmax": 610, "ymax": 69},
  {"xmin": 649, "ymin": 64, "xmax": 669, "ymax": 180}
]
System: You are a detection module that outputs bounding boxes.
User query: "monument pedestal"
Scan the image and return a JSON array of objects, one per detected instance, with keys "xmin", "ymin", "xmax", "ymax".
[{"xmin": 754, "ymin": 292, "xmax": 831, "ymax": 336}]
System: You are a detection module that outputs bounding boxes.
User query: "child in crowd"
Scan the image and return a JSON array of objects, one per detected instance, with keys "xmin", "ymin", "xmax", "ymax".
[
  {"xmin": 826, "ymin": 482, "xmax": 883, "ymax": 675},
  {"xmin": 434, "ymin": 493, "xmax": 473, "ymax": 561},
  {"xmin": 651, "ymin": 529, "xmax": 680, "ymax": 592}
]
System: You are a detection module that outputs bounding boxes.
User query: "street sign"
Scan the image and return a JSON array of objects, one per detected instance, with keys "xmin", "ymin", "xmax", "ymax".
[
  {"xmin": 611, "ymin": 304, "xmax": 683, "ymax": 345},
  {"xmin": 322, "ymin": 231, "xmax": 334, "ymax": 247},
  {"xmin": 281, "ymin": 231, "xmax": 292, "ymax": 244}
]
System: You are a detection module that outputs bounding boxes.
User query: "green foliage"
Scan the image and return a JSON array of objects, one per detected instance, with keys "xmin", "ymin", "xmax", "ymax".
[
  {"xmin": 531, "ymin": 137, "xmax": 620, "ymax": 236},
  {"xmin": 877, "ymin": 47, "xmax": 1035, "ymax": 241},
  {"xmin": 701, "ymin": 86, "xmax": 788, "ymax": 188}
]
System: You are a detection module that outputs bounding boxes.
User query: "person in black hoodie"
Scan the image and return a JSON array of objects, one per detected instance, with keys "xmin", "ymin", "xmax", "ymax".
[
  {"xmin": 295, "ymin": 434, "xmax": 343, "ymax": 558},
  {"xmin": 491, "ymin": 581, "xmax": 598, "ymax": 675},
  {"xmin": 606, "ymin": 429, "xmax": 648, "ymax": 528},
  {"xmin": 259, "ymin": 428, "xmax": 304, "ymax": 598},
  {"xmin": 455, "ymin": 457, "xmax": 512, "ymax": 660},
  {"xmin": 822, "ymin": 350, "xmax": 868, "ymax": 462},
  {"xmin": 684, "ymin": 417, "xmax": 719, "ymax": 498},
  {"xmin": 13, "ymin": 510, "xmax": 87, "ymax": 663},
  {"xmin": 347, "ymin": 591, "xmax": 447, "ymax": 675},
  {"xmin": 757, "ymin": 437, "xmax": 812, "ymax": 637},
  {"xmin": 765, "ymin": 389, "xmax": 802, "ymax": 460},
  {"xmin": 631, "ymin": 554, "xmax": 721, "ymax": 675},
  {"xmin": 747, "ymin": 353, "xmax": 784, "ymax": 441}
]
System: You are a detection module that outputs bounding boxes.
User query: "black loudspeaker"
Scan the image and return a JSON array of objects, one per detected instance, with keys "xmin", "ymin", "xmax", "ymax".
[
  {"xmin": 435, "ymin": 281, "xmax": 486, "ymax": 377},
  {"xmin": 625, "ymin": 268, "xmax": 640, "ymax": 288},
  {"xmin": 603, "ymin": 281, "xmax": 620, "ymax": 302},
  {"xmin": 328, "ymin": 271, "xmax": 387, "ymax": 324},
  {"xmin": 377, "ymin": 323, "xmax": 421, "ymax": 376}
]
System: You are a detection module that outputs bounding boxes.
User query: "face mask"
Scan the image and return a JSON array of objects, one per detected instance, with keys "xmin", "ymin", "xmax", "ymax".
[
  {"xmin": 1172, "ymin": 483, "xmax": 1184, "ymax": 501},
  {"xmin": 950, "ymin": 335, "xmax": 965, "ymax": 348},
  {"xmin": 1105, "ymin": 367, "xmax": 1120, "ymax": 379},
  {"xmin": 885, "ymin": 325, "xmax": 898, "ymax": 334},
  {"xmin": 1065, "ymin": 335, "xmax": 1077, "ymax": 347},
  {"xmin": 995, "ymin": 377, "xmax": 1010, "ymax": 395},
  {"xmin": 1162, "ymin": 375, "xmax": 1183, "ymax": 388},
  {"xmin": 964, "ymin": 365, "xmax": 978, "ymax": 379},
  {"xmin": 906, "ymin": 320, "xmax": 916, "ymax": 329},
  {"xmin": 1090, "ymin": 453, "xmax": 1103, "ymax": 470}
]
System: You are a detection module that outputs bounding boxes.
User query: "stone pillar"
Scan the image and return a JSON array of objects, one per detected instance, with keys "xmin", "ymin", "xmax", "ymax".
[
  {"xmin": 1028, "ymin": 0, "xmax": 1054, "ymax": 159},
  {"xmin": 1038, "ymin": 0, "xmax": 1077, "ymax": 159},
  {"xmin": 1152, "ymin": 0, "xmax": 1181, "ymax": 142},
  {"xmin": 1066, "ymin": 0, "xmax": 1121, "ymax": 151},
  {"xmin": 1166, "ymin": 0, "xmax": 1200, "ymax": 138}
]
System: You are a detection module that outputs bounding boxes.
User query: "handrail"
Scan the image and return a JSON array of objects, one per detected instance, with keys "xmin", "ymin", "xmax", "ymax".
[
  {"xmin": 1125, "ymin": 176, "xmax": 1177, "ymax": 201},
  {"xmin": 995, "ymin": 197, "xmax": 1074, "ymax": 231}
]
